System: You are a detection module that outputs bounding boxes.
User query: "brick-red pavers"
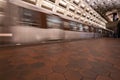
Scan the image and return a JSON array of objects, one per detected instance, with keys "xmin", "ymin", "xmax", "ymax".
[{"xmin": 0, "ymin": 38, "xmax": 120, "ymax": 80}]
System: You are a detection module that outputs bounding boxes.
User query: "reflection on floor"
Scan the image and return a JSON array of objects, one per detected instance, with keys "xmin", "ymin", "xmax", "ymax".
[{"xmin": 0, "ymin": 38, "xmax": 120, "ymax": 80}]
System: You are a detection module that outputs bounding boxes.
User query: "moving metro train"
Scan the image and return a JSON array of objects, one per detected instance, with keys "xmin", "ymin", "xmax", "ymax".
[{"xmin": 0, "ymin": 1, "xmax": 112, "ymax": 45}]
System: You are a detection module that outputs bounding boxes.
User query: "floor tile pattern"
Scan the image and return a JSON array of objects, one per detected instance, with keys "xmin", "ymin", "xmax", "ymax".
[{"xmin": 0, "ymin": 38, "xmax": 120, "ymax": 80}]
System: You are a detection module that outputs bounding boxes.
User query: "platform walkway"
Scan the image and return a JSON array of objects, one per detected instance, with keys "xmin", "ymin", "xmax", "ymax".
[{"xmin": 0, "ymin": 38, "xmax": 120, "ymax": 80}]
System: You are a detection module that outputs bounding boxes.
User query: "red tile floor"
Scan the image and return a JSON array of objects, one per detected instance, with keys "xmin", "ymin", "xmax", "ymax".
[{"xmin": 0, "ymin": 38, "xmax": 120, "ymax": 80}]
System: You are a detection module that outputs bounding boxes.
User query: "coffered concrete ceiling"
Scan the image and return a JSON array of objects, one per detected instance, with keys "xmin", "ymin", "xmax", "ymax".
[{"xmin": 84, "ymin": 0, "xmax": 120, "ymax": 22}]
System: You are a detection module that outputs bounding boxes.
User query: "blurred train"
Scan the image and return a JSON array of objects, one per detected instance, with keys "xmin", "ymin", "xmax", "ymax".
[{"xmin": 0, "ymin": 0, "xmax": 112, "ymax": 45}]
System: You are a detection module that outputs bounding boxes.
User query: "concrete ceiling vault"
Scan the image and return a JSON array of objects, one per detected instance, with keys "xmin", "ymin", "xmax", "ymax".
[{"xmin": 84, "ymin": 0, "xmax": 120, "ymax": 22}]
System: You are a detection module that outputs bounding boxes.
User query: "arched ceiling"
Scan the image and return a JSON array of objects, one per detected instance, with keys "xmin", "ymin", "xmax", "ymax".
[{"xmin": 84, "ymin": 0, "xmax": 120, "ymax": 22}]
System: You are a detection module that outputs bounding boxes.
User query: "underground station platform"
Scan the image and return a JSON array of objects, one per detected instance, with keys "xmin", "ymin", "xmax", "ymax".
[{"xmin": 0, "ymin": 38, "xmax": 120, "ymax": 80}]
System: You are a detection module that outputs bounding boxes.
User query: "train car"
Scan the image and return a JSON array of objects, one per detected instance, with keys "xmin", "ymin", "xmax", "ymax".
[{"xmin": 0, "ymin": 0, "xmax": 112, "ymax": 45}]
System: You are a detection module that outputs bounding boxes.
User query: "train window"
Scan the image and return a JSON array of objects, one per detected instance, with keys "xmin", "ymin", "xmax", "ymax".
[
  {"xmin": 0, "ymin": 0, "xmax": 6, "ymax": 26},
  {"xmin": 19, "ymin": 8, "xmax": 40, "ymax": 27},
  {"xmin": 70, "ymin": 22, "xmax": 78, "ymax": 31},
  {"xmin": 0, "ymin": 13, "xmax": 4, "ymax": 26},
  {"xmin": 77, "ymin": 24, "xmax": 83, "ymax": 31},
  {"xmin": 98, "ymin": 29, "xmax": 102, "ymax": 33},
  {"xmin": 20, "ymin": 8, "xmax": 33, "ymax": 23},
  {"xmin": 47, "ymin": 15, "xmax": 62, "ymax": 29},
  {"xmin": 59, "ymin": 0, "xmax": 67, "ymax": 8},
  {"xmin": 70, "ymin": 22, "xmax": 75, "ymax": 26},
  {"xmin": 63, "ymin": 21, "xmax": 70, "ymax": 30},
  {"xmin": 72, "ymin": 27, "xmax": 78, "ymax": 31},
  {"xmin": 91, "ymin": 27, "xmax": 94, "ymax": 32},
  {"xmin": 0, "ymin": 1, "xmax": 6, "ymax": 12},
  {"xmin": 83, "ymin": 26, "xmax": 89, "ymax": 32},
  {"xmin": 22, "ymin": 0, "xmax": 37, "ymax": 5},
  {"xmin": 0, "ymin": 6, "xmax": 4, "ymax": 13}
]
